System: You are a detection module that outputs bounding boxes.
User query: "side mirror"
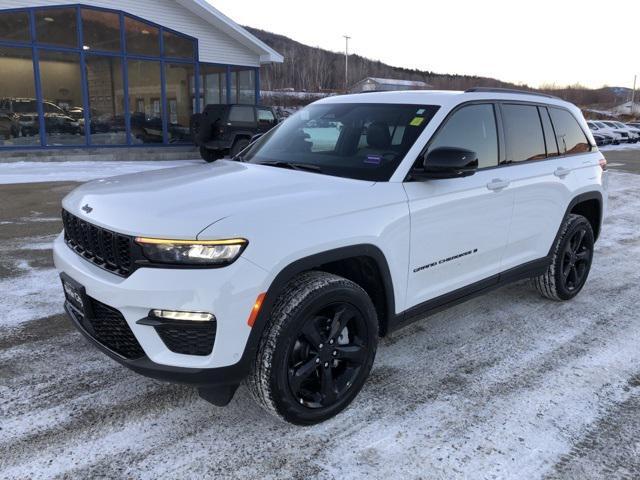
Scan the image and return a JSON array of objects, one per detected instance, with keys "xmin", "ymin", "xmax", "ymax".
[{"xmin": 419, "ymin": 147, "xmax": 479, "ymax": 179}]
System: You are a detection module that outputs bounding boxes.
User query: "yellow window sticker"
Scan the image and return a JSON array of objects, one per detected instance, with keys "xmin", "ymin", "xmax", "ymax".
[{"xmin": 410, "ymin": 117, "xmax": 424, "ymax": 127}]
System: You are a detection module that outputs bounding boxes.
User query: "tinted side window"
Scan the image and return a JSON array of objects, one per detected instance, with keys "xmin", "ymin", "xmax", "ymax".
[
  {"xmin": 539, "ymin": 107, "xmax": 559, "ymax": 157},
  {"xmin": 257, "ymin": 108, "xmax": 276, "ymax": 123},
  {"xmin": 229, "ymin": 106, "xmax": 255, "ymax": 123},
  {"xmin": 502, "ymin": 104, "xmax": 546, "ymax": 163},
  {"xmin": 549, "ymin": 108, "xmax": 591, "ymax": 155},
  {"xmin": 428, "ymin": 104, "xmax": 498, "ymax": 169}
]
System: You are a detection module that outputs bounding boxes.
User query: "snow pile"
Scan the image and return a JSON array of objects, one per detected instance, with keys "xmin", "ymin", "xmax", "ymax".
[{"xmin": 0, "ymin": 160, "xmax": 203, "ymax": 185}]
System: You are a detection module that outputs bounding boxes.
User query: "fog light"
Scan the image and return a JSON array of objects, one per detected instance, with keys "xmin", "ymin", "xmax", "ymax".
[{"xmin": 151, "ymin": 310, "xmax": 214, "ymax": 322}]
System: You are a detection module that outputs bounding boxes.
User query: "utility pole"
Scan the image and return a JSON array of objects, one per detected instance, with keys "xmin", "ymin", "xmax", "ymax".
[
  {"xmin": 631, "ymin": 75, "xmax": 637, "ymax": 116},
  {"xmin": 343, "ymin": 35, "xmax": 351, "ymax": 92}
]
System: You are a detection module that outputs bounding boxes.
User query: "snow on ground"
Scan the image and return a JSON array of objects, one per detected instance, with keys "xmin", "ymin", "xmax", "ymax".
[
  {"xmin": 0, "ymin": 236, "xmax": 61, "ymax": 327},
  {"xmin": 1, "ymin": 171, "xmax": 640, "ymax": 479},
  {"xmin": 600, "ymin": 142, "xmax": 640, "ymax": 151},
  {"xmin": 0, "ymin": 160, "xmax": 202, "ymax": 185}
]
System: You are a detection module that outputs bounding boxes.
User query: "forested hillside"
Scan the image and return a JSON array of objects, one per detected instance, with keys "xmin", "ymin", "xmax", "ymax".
[{"xmin": 247, "ymin": 27, "xmax": 622, "ymax": 108}]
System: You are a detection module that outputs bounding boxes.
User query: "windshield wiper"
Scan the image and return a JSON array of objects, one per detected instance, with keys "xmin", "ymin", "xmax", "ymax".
[{"xmin": 256, "ymin": 161, "xmax": 322, "ymax": 173}]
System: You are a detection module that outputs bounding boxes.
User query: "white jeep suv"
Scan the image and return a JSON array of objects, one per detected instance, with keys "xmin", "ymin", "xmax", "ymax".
[{"xmin": 54, "ymin": 88, "xmax": 608, "ymax": 425}]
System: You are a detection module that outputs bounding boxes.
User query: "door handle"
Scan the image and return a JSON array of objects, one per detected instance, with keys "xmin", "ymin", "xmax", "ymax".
[
  {"xmin": 554, "ymin": 167, "xmax": 571, "ymax": 178},
  {"xmin": 486, "ymin": 178, "xmax": 510, "ymax": 191}
]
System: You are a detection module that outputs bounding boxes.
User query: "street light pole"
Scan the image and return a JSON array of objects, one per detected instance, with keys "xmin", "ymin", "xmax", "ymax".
[
  {"xmin": 631, "ymin": 75, "xmax": 637, "ymax": 116},
  {"xmin": 343, "ymin": 35, "xmax": 351, "ymax": 92}
]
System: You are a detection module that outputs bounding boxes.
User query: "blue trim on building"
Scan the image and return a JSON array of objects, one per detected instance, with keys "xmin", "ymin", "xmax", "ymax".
[
  {"xmin": 77, "ymin": 5, "xmax": 91, "ymax": 147},
  {"xmin": 0, "ymin": 3, "xmax": 261, "ymax": 150}
]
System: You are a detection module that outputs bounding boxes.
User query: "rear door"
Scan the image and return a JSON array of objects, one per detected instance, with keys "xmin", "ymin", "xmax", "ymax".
[
  {"xmin": 499, "ymin": 103, "xmax": 593, "ymax": 270},
  {"xmin": 404, "ymin": 103, "xmax": 515, "ymax": 307}
]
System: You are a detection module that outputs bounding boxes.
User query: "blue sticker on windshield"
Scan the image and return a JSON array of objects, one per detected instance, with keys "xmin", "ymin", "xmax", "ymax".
[{"xmin": 365, "ymin": 155, "xmax": 382, "ymax": 165}]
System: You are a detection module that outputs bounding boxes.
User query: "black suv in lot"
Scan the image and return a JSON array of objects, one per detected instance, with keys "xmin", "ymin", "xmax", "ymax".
[{"xmin": 190, "ymin": 104, "xmax": 279, "ymax": 162}]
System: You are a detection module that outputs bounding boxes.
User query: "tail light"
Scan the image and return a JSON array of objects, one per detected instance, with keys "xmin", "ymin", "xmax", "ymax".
[{"xmin": 598, "ymin": 157, "xmax": 607, "ymax": 171}]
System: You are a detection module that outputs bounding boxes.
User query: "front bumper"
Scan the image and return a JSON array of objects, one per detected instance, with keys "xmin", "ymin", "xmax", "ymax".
[{"xmin": 53, "ymin": 233, "xmax": 269, "ymax": 375}]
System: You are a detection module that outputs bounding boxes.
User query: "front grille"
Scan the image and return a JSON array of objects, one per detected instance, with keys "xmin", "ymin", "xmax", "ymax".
[
  {"xmin": 62, "ymin": 210, "xmax": 134, "ymax": 277},
  {"xmin": 155, "ymin": 323, "xmax": 217, "ymax": 356},
  {"xmin": 84, "ymin": 298, "xmax": 145, "ymax": 359}
]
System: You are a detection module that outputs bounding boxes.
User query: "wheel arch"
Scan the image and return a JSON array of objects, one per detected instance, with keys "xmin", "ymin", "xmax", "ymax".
[
  {"xmin": 548, "ymin": 191, "xmax": 603, "ymax": 257},
  {"xmin": 229, "ymin": 131, "xmax": 254, "ymax": 144},
  {"xmin": 568, "ymin": 191, "xmax": 603, "ymax": 241},
  {"xmin": 247, "ymin": 245, "xmax": 396, "ymax": 357}
]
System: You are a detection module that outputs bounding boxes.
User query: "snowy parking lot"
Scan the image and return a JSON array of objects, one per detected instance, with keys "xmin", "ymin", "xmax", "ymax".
[{"xmin": 1, "ymin": 150, "xmax": 640, "ymax": 479}]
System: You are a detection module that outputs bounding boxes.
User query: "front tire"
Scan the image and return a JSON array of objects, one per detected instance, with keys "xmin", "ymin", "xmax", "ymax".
[
  {"xmin": 248, "ymin": 271, "xmax": 378, "ymax": 425},
  {"xmin": 532, "ymin": 214, "xmax": 594, "ymax": 301}
]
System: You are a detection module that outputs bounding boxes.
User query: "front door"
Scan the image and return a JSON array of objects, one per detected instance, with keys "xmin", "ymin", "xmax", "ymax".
[
  {"xmin": 257, "ymin": 107, "xmax": 277, "ymax": 134},
  {"xmin": 404, "ymin": 103, "xmax": 514, "ymax": 308}
]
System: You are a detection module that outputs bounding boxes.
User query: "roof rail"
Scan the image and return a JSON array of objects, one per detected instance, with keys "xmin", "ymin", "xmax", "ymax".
[{"xmin": 465, "ymin": 87, "xmax": 559, "ymax": 99}]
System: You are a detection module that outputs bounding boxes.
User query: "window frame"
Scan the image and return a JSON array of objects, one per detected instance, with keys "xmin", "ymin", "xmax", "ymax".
[
  {"xmin": 408, "ymin": 99, "xmax": 595, "ymax": 181},
  {"xmin": 547, "ymin": 106, "xmax": 593, "ymax": 157},
  {"xmin": 411, "ymin": 101, "xmax": 504, "ymax": 175},
  {"xmin": 257, "ymin": 107, "xmax": 276, "ymax": 124},
  {"xmin": 499, "ymin": 102, "xmax": 548, "ymax": 164},
  {"xmin": 228, "ymin": 105, "xmax": 256, "ymax": 124}
]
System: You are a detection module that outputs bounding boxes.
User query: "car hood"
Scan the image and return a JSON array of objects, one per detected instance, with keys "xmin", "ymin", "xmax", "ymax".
[{"xmin": 62, "ymin": 160, "xmax": 377, "ymax": 239}]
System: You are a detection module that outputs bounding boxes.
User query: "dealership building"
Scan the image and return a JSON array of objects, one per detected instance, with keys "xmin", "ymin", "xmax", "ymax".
[{"xmin": 0, "ymin": 0, "xmax": 283, "ymax": 154}]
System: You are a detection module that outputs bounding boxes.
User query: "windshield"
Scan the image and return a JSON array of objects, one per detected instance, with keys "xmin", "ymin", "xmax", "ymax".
[{"xmin": 242, "ymin": 103, "xmax": 439, "ymax": 181}]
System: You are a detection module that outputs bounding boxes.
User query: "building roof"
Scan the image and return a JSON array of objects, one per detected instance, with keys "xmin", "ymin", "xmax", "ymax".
[{"xmin": 176, "ymin": 0, "xmax": 283, "ymax": 63}]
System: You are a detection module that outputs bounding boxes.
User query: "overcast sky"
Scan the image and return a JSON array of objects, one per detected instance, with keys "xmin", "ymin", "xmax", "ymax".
[{"xmin": 210, "ymin": 0, "xmax": 638, "ymax": 89}]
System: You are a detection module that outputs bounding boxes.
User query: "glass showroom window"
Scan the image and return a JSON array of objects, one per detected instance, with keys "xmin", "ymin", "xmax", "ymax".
[
  {"xmin": 165, "ymin": 63, "xmax": 195, "ymax": 143},
  {"xmin": 230, "ymin": 67, "xmax": 256, "ymax": 104},
  {"xmin": 85, "ymin": 56, "xmax": 126, "ymax": 145},
  {"xmin": 38, "ymin": 50, "xmax": 85, "ymax": 146},
  {"xmin": 163, "ymin": 31, "xmax": 195, "ymax": 60},
  {"xmin": 35, "ymin": 8, "xmax": 78, "ymax": 48},
  {"xmin": 200, "ymin": 65, "xmax": 227, "ymax": 106},
  {"xmin": 125, "ymin": 16, "xmax": 160, "ymax": 57},
  {"xmin": 128, "ymin": 59, "xmax": 163, "ymax": 144},
  {"xmin": 0, "ymin": 46, "xmax": 40, "ymax": 147},
  {"xmin": 81, "ymin": 9, "xmax": 121, "ymax": 53},
  {"xmin": 0, "ymin": 10, "xmax": 31, "ymax": 42}
]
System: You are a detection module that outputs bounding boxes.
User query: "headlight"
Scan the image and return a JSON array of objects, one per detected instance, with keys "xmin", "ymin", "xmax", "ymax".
[{"xmin": 135, "ymin": 237, "xmax": 247, "ymax": 266}]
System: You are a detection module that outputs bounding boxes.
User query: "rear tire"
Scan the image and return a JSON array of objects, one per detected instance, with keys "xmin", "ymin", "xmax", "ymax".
[
  {"xmin": 230, "ymin": 138, "xmax": 250, "ymax": 158},
  {"xmin": 199, "ymin": 146, "xmax": 222, "ymax": 163},
  {"xmin": 532, "ymin": 214, "xmax": 594, "ymax": 301},
  {"xmin": 248, "ymin": 271, "xmax": 378, "ymax": 425}
]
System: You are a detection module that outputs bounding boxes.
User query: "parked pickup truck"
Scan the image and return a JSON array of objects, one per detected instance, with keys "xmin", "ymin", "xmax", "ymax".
[{"xmin": 190, "ymin": 104, "xmax": 279, "ymax": 162}]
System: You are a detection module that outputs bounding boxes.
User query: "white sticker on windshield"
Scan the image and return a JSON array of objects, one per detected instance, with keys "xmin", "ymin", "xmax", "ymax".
[{"xmin": 416, "ymin": 109, "xmax": 426, "ymax": 115}]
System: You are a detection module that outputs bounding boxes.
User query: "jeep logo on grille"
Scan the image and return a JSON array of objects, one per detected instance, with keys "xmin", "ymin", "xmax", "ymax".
[{"xmin": 82, "ymin": 204, "xmax": 93, "ymax": 214}]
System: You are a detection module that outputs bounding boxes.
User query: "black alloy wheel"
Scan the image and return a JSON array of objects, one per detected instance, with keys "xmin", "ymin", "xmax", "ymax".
[
  {"xmin": 533, "ymin": 214, "xmax": 595, "ymax": 301},
  {"xmin": 287, "ymin": 302, "xmax": 369, "ymax": 409},
  {"xmin": 560, "ymin": 226, "xmax": 593, "ymax": 293}
]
